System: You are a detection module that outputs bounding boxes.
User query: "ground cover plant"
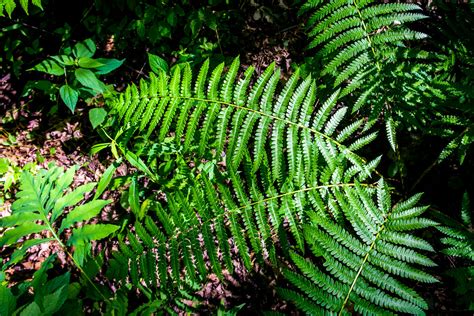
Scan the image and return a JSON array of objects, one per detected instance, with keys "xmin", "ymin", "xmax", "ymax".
[{"xmin": 0, "ymin": 0, "xmax": 473, "ymax": 314}]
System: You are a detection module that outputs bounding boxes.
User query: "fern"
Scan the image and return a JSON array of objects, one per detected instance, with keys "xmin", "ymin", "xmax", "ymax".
[
  {"xmin": 278, "ymin": 179, "xmax": 438, "ymax": 315},
  {"xmin": 100, "ymin": 57, "xmax": 437, "ymax": 313},
  {"xmin": 302, "ymin": 1, "xmax": 426, "ymax": 86},
  {"xmin": 0, "ymin": 0, "xmax": 42, "ymax": 17},
  {"xmin": 300, "ymin": 0, "xmax": 453, "ymax": 148},
  {"xmin": 106, "ymin": 57, "xmax": 379, "ymax": 290},
  {"xmin": 0, "ymin": 165, "xmax": 118, "ymax": 267},
  {"xmin": 435, "ymin": 192, "xmax": 474, "ymax": 310}
]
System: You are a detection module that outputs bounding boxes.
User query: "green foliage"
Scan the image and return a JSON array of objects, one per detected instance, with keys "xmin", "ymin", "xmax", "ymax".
[
  {"xmin": 3, "ymin": 1, "xmax": 472, "ymax": 314},
  {"xmin": 425, "ymin": 3, "xmax": 474, "ymax": 165},
  {"xmin": 0, "ymin": 158, "xmax": 38, "ymax": 204},
  {"xmin": 0, "ymin": 0, "xmax": 42, "ymax": 17},
  {"xmin": 278, "ymin": 179, "xmax": 438, "ymax": 314},
  {"xmin": 0, "ymin": 256, "xmax": 82, "ymax": 315},
  {"xmin": 82, "ymin": 0, "xmax": 239, "ymax": 63},
  {"xmin": 0, "ymin": 165, "xmax": 117, "ymax": 268},
  {"xmin": 436, "ymin": 192, "xmax": 474, "ymax": 310},
  {"xmin": 300, "ymin": 0, "xmax": 452, "ymax": 148},
  {"xmin": 96, "ymin": 57, "xmax": 437, "ymax": 313},
  {"xmin": 30, "ymin": 38, "xmax": 124, "ymax": 113}
]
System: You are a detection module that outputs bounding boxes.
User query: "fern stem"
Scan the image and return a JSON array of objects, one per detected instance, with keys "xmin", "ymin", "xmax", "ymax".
[
  {"xmin": 338, "ymin": 203, "xmax": 394, "ymax": 315},
  {"xmin": 352, "ymin": 0, "xmax": 381, "ymax": 72},
  {"xmin": 143, "ymin": 94, "xmax": 380, "ymax": 176},
  {"xmin": 338, "ymin": 234, "xmax": 377, "ymax": 315},
  {"xmin": 172, "ymin": 182, "xmax": 376, "ymax": 247},
  {"xmin": 42, "ymin": 214, "xmax": 110, "ymax": 303}
]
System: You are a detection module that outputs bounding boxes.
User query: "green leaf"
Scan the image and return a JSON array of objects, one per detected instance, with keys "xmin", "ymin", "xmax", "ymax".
[
  {"xmin": 122, "ymin": 149, "xmax": 156, "ymax": 181},
  {"xmin": 59, "ymin": 200, "xmax": 111, "ymax": 233},
  {"xmin": 5, "ymin": 238, "xmax": 54, "ymax": 268},
  {"xmin": 50, "ymin": 55, "xmax": 75, "ymax": 66},
  {"xmin": 19, "ymin": 0, "xmax": 29, "ymax": 14},
  {"xmin": 148, "ymin": 53, "xmax": 169, "ymax": 74},
  {"xmin": 72, "ymin": 39, "xmax": 96, "ymax": 58},
  {"xmin": 94, "ymin": 159, "xmax": 121, "ymax": 199},
  {"xmin": 129, "ymin": 175, "xmax": 141, "ymax": 219},
  {"xmin": 77, "ymin": 57, "xmax": 104, "ymax": 69},
  {"xmin": 32, "ymin": 0, "xmax": 42, "ymax": 9},
  {"xmin": 52, "ymin": 183, "xmax": 97, "ymax": 219},
  {"xmin": 0, "ymin": 223, "xmax": 46, "ymax": 247},
  {"xmin": 42, "ymin": 285, "xmax": 68, "ymax": 314},
  {"xmin": 0, "ymin": 212, "xmax": 43, "ymax": 228},
  {"xmin": 89, "ymin": 108, "xmax": 107, "ymax": 129},
  {"xmin": 31, "ymin": 59, "xmax": 64, "ymax": 76},
  {"xmin": 69, "ymin": 224, "xmax": 119, "ymax": 245},
  {"xmin": 90, "ymin": 143, "xmax": 110, "ymax": 156},
  {"xmin": 386, "ymin": 115, "xmax": 397, "ymax": 152},
  {"xmin": 95, "ymin": 58, "xmax": 125, "ymax": 75},
  {"xmin": 19, "ymin": 301, "xmax": 42, "ymax": 316},
  {"xmin": 59, "ymin": 85, "xmax": 79, "ymax": 113},
  {"xmin": 0, "ymin": 158, "xmax": 9, "ymax": 174},
  {"xmin": 0, "ymin": 285, "xmax": 16, "ymax": 316},
  {"xmin": 74, "ymin": 68, "xmax": 104, "ymax": 93}
]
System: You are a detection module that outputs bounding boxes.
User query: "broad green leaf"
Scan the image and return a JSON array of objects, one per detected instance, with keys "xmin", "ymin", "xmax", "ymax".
[
  {"xmin": 123, "ymin": 150, "xmax": 156, "ymax": 181},
  {"xmin": 78, "ymin": 57, "xmax": 104, "ymax": 69},
  {"xmin": 129, "ymin": 176, "xmax": 141, "ymax": 219},
  {"xmin": 19, "ymin": 301, "xmax": 41, "ymax": 316},
  {"xmin": 0, "ymin": 223, "xmax": 46, "ymax": 247},
  {"xmin": 59, "ymin": 85, "xmax": 79, "ymax": 113},
  {"xmin": 0, "ymin": 212, "xmax": 43, "ymax": 227},
  {"xmin": 31, "ymin": 255, "xmax": 56, "ymax": 290},
  {"xmin": 5, "ymin": 238, "xmax": 54, "ymax": 268},
  {"xmin": 50, "ymin": 55, "xmax": 75, "ymax": 66},
  {"xmin": 69, "ymin": 224, "xmax": 119, "ymax": 245},
  {"xmin": 56, "ymin": 166, "xmax": 77, "ymax": 193},
  {"xmin": 59, "ymin": 200, "xmax": 111, "ymax": 233},
  {"xmin": 52, "ymin": 183, "xmax": 97, "ymax": 219},
  {"xmin": 148, "ymin": 53, "xmax": 169, "ymax": 74},
  {"xmin": 0, "ymin": 285, "xmax": 16, "ymax": 316},
  {"xmin": 94, "ymin": 159, "xmax": 122, "ymax": 199},
  {"xmin": 0, "ymin": 158, "xmax": 9, "ymax": 173},
  {"xmin": 72, "ymin": 39, "xmax": 96, "ymax": 58},
  {"xmin": 19, "ymin": 0, "xmax": 28, "ymax": 14},
  {"xmin": 30, "ymin": 59, "xmax": 64, "ymax": 76},
  {"xmin": 74, "ymin": 68, "xmax": 104, "ymax": 93},
  {"xmin": 89, "ymin": 108, "xmax": 107, "ymax": 129},
  {"xmin": 90, "ymin": 143, "xmax": 110, "ymax": 155},
  {"xmin": 42, "ymin": 285, "xmax": 68, "ymax": 314},
  {"xmin": 95, "ymin": 58, "xmax": 124, "ymax": 75},
  {"xmin": 32, "ymin": 0, "xmax": 42, "ymax": 9},
  {"xmin": 3, "ymin": 0, "xmax": 16, "ymax": 17}
]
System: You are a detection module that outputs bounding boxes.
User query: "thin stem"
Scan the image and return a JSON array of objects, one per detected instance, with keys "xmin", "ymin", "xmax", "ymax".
[
  {"xmin": 130, "ymin": 93, "xmax": 382, "ymax": 178},
  {"xmin": 352, "ymin": 0, "xmax": 382, "ymax": 72},
  {"xmin": 338, "ymin": 198, "xmax": 397, "ymax": 315},
  {"xmin": 172, "ymin": 182, "xmax": 377, "ymax": 248},
  {"xmin": 41, "ymin": 213, "xmax": 109, "ymax": 302}
]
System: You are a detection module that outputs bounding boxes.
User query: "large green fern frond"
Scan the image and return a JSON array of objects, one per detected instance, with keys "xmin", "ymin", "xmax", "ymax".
[
  {"xmin": 105, "ymin": 57, "xmax": 383, "ymax": 295},
  {"xmin": 105, "ymin": 58, "xmax": 437, "ymax": 314},
  {"xmin": 109, "ymin": 57, "xmax": 379, "ymax": 181},
  {"xmin": 303, "ymin": 0, "xmax": 427, "ymax": 84},
  {"xmin": 278, "ymin": 179, "xmax": 438, "ymax": 315}
]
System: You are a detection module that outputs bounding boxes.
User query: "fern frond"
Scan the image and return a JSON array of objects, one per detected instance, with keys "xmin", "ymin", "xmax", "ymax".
[
  {"xmin": 280, "ymin": 179, "xmax": 437, "ymax": 314},
  {"xmin": 0, "ymin": 165, "xmax": 117, "ymax": 268}
]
